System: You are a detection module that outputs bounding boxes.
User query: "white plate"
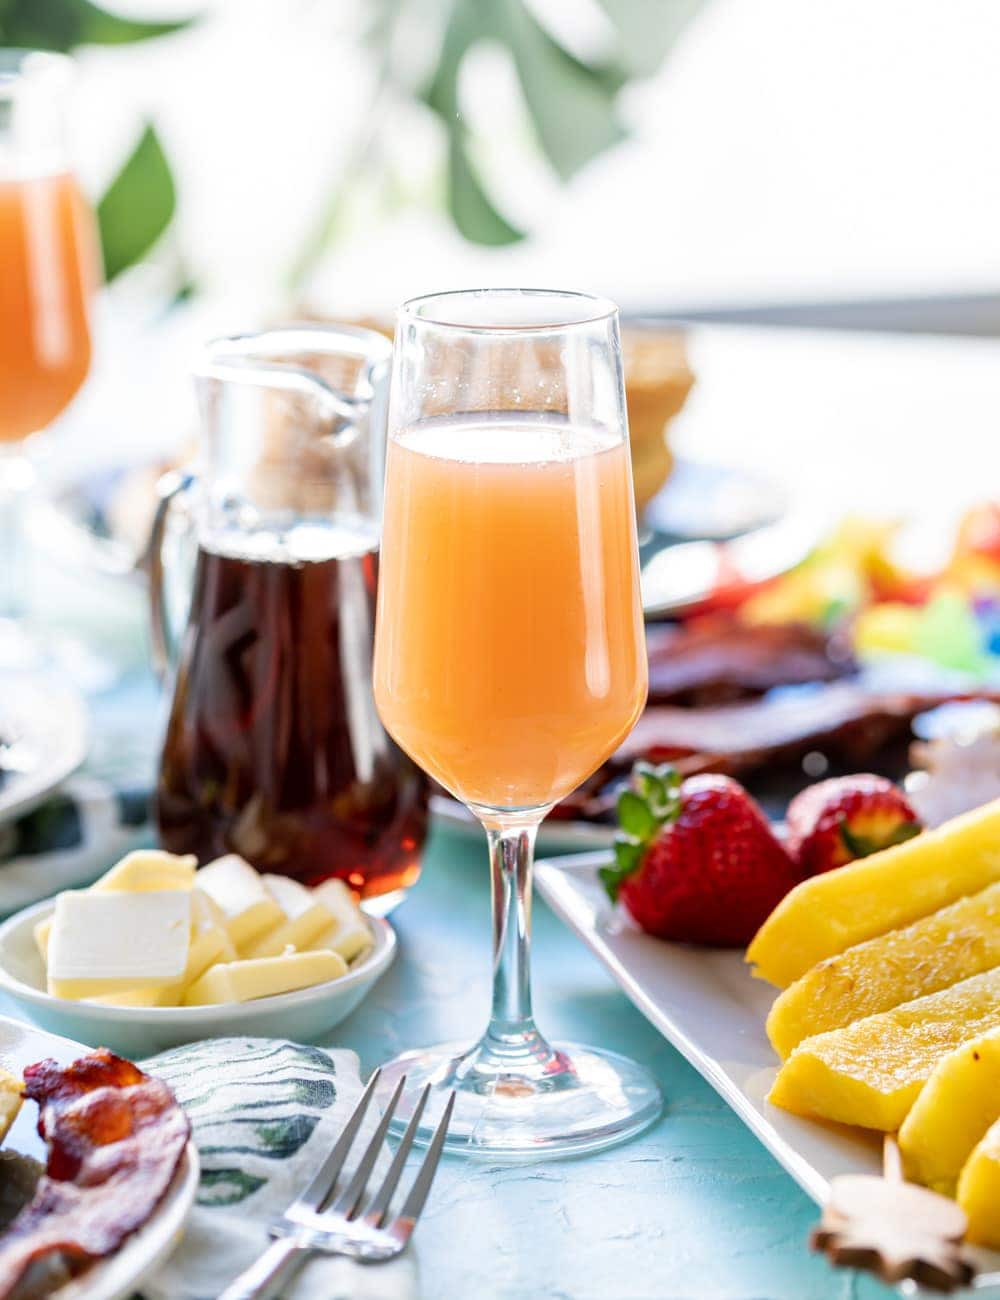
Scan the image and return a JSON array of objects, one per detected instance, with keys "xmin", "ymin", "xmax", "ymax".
[
  {"xmin": 0, "ymin": 1013, "xmax": 199, "ymax": 1300},
  {"xmin": 431, "ymin": 794, "xmax": 613, "ymax": 853},
  {"xmin": 535, "ymin": 851, "xmax": 1000, "ymax": 1294},
  {"xmin": 0, "ymin": 899, "xmax": 396, "ymax": 1057},
  {"xmin": 0, "ymin": 673, "xmax": 88, "ymax": 825}
]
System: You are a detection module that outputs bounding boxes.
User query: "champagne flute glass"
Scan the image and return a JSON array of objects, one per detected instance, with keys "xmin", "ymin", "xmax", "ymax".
[
  {"xmin": 0, "ymin": 50, "xmax": 96, "ymax": 662},
  {"xmin": 372, "ymin": 288, "xmax": 662, "ymax": 1157}
]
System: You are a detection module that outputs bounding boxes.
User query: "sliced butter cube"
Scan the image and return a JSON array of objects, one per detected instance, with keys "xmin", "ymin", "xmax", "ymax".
[
  {"xmin": 93, "ymin": 849, "xmax": 197, "ymax": 894},
  {"xmin": 308, "ymin": 879, "xmax": 371, "ymax": 962},
  {"xmin": 174, "ymin": 924, "xmax": 231, "ymax": 997},
  {"xmin": 182, "ymin": 950, "xmax": 348, "ymax": 1006},
  {"xmin": 34, "ymin": 851, "xmax": 198, "ymax": 965},
  {"xmin": 34, "ymin": 917, "xmax": 52, "ymax": 964},
  {"xmin": 47, "ymin": 890, "xmax": 191, "ymax": 1000},
  {"xmin": 195, "ymin": 855, "xmax": 283, "ymax": 948},
  {"xmin": 0, "ymin": 1069, "xmax": 22, "ymax": 1143},
  {"xmin": 84, "ymin": 986, "xmax": 174, "ymax": 1009},
  {"xmin": 83, "ymin": 908, "xmax": 234, "ymax": 1009},
  {"xmin": 243, "ymin": 876, "xmax": 334, "ymax": 959}
]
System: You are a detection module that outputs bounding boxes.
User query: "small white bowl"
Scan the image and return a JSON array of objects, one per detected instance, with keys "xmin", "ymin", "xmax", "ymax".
[{"xmin": 0, "ymin": 898, "xmax": 396, "ymax": 1057}]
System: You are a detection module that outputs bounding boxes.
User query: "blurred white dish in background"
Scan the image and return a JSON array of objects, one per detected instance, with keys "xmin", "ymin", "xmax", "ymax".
[
  {"xmin": 907, "ymin": 703, "xmax": 1000, "ymax": 828},
  {"xmin": 0, "ymin": 673, "xmax": 88, "ymax": 825},
  {"xmin": 0, "ymin": 897, "xmax": 395, "ymax": 1057}
]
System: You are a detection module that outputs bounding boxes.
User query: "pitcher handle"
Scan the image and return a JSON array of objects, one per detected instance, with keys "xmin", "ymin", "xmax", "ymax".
[{"xmin": 144, "ymin": 468, "xmax": 196, "ymax": 683}]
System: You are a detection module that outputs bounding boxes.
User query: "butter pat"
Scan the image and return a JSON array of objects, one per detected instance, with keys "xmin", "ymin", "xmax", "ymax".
[
  {"xmin": 0, "ymin": 1069, "xmax": 22, "ymax": 1142},
  {"xmin": 47, "ymin": 890, "xmax": 191, "ymax": 1000},
  {"xmin": 84, "ymin": 986, "xmax": 174, "ymax": 1009},
  {"xmin": 182, "ymin": 949, "xmax": 348, "ymax": 1006},
  {"xmin": 93, "ymin": 849, "xmax": 197, "ymax": 894},
  {"xmin": 34, "ymin": 850, "xmax": 198, "ymax": 963},
  {"xmin": 308, "ymin": 879, "xmax": 371, "ymax": 962},
  {"xmin": 195, "ymin": 856, "xmax": 283, "ymax": 948},
  {"xmin": 34, "ymin": 917, "xmax": 52, "ymax": 963},
  {"xmin": 244, "ymin": 876, "xmax": 335, "ymax": 959},
  {"xmin": 82, "ymin": 892, "xmax": 233, "ymax": 1009}
]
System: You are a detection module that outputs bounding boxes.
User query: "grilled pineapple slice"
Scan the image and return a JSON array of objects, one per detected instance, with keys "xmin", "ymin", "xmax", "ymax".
[
  {"xmin": 957, "ymin": 1116, "xmax": 1000, "ymax": 1249},
  {"xmin": 0, "ymin": 1069, "xmax": 22, "ymax": 1143},
  {"xmin": 748, "ymin": 798, "xmax": 1000, "ymax": 988},
  {"xmin": 767, "ymin": 882, "xmax": 1000, "ymax": 1058},
  {"xmin": 898, "ymin": 1028, "xmax": 1000, "ymax": 1194},
  {"xmin": 768, "ymin": 966, "xmax": 1000, "ymax": 1131}
]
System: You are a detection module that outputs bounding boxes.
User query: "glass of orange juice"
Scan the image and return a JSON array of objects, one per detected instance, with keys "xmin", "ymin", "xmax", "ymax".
[
  {"xmin": 373, "ymin": 288, "xmax": 662, "ymax": 1157},
  {"xmin": 0, "ymin": 50, "xmax": 96, "ymax": 655}
]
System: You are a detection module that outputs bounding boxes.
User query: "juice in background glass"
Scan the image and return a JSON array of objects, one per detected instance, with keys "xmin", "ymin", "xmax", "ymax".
[
  {"xmin": 0, "ymin": 170, "xmax": 94, "ymax": 443},
  {"xmin": 374, "ymin": 417, "xmax": 647, "ymax": 810}
]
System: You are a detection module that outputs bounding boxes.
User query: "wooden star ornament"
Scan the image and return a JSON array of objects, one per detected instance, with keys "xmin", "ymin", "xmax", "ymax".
[{"xmin": 810, "ymin": 1136, "xmax": 977, "ymax": 1293}]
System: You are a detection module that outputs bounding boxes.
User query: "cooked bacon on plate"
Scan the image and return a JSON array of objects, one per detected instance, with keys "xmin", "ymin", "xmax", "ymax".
[
  {"xmin": 0, "ymin": 1049, "xmax": 189, "ymax": 1299},
  {"xmin": 646, "ymin": 618, "xmax": 854, "ymax": 706},
  {"xmin": 555, "ymin": 682, "xmax": 1000, "ymax": 820}
]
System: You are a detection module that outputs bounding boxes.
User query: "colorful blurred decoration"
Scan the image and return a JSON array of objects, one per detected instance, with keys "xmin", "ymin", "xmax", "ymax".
[{"xmin": 736, "ymin": 506, "xmax": 1000, "ymax": 679}]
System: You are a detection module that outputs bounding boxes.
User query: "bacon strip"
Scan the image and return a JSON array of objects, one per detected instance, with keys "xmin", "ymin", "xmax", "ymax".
[
  {"xmin": 645, "ymin": 618, "xmax": 854, "ymax": 706},
  {"xmin": 0, "ymin": 1050, "xmax": 190, "ymax": 1299},
  {"xmin": 553, "ymin": 683, "xmax": 1000, "ymax": 820}
]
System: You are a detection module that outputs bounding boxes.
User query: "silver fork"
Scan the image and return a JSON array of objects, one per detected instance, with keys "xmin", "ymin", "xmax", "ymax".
[{"xmin": 218, "ymin": 1070, "xmax": 455, "ymax": 1300}]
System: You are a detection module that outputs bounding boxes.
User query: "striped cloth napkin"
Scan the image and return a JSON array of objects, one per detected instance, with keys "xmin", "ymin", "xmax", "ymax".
[{"xmin": 140, "ymin": 1038, "xmax": 415, "ymax": 1300}]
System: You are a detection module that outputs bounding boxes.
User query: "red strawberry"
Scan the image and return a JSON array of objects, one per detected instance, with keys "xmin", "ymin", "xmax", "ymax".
[
  {"xmin": 601, "ymin": 763, "xmax": 801, "ymax": 948},
  {"xmin": 785, "ymin": 774, "xmax": 922, "ymax": 876}
]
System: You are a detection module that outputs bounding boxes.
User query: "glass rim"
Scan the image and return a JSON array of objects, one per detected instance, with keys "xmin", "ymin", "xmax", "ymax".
[{"xmin": 398, "ymin": 288, "xmax": 619, "ymax": 334}]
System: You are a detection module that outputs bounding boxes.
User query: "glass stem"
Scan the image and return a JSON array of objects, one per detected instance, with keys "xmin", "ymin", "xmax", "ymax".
[
  {"xmin": 481, "ymin": 818, "xmax": 549, "ymax": 1061},
  {"xmin": 0, "ymin": 448, "xmax": 35, "ymax": 624}
]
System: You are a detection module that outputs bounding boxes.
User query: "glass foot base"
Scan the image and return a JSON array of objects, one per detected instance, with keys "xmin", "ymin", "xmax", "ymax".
[{"xmin": 376, "ymin": 1039, "xmax": 662, "ymax": 1161}]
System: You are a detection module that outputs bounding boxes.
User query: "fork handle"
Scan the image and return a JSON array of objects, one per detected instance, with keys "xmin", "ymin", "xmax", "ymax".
[{"xmin": 217, "ymin": 1236, "xmax": 308, "ymax": 1300}]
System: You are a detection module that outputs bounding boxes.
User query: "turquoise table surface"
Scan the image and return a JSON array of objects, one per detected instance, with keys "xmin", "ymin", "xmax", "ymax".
[
  {"xmin": 334, "ymin": 821, "xmax": 895, "ymax": 1300},
  {"xmin": 6, "ymin": 649, "xmax": 899, "ymax": 1300}
]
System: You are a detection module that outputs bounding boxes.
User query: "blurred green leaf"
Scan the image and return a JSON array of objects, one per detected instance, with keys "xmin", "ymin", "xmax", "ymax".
[
  {"xmin": 425, "ymin": 0, "xmax": 625, "ymax": 184},
  {"xmin": 498, "ymin": 1, "xmax": 626, "ymax": 181},
  {"xmin": 595, "ymin": 0, "xmax": 706, "ymax": 76},
  {"xmin": 447, "ymin": 132, "xmax": 523, "ymax": 245},
  {"xmin": 0, "ymin": 0, "xmax": 190, "ymax": 50},
  {"xmin": 97, "ymin": 123, "xmax": 175, "ymax": 280},
  {"xmin": 420, "ymin": 0, "xmax": 705, "ymax": 246}
]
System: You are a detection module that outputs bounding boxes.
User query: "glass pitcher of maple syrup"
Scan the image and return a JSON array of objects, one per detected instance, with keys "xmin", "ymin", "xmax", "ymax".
[{"xmin": 149, "ymin": 324, "xmax": 427, "ymax": 912}]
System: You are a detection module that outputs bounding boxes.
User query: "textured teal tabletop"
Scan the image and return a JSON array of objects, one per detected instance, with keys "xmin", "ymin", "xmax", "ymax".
[
  {"xmin": 13, "ymin": 596, "xmax": 898, "ymax": 1300},
  {"xmin": 335, "ymin": 821, "xmax": 895, "ymax": 1300}
]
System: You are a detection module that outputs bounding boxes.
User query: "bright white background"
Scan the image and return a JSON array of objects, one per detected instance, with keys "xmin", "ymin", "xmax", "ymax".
[{"xmin": 74, "ymin": 0, "xmax": 1000, "ymax": 315}]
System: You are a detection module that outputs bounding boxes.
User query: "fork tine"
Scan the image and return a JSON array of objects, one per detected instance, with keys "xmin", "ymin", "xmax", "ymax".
[
  {"xmin": 294, "ymin": 1067, "xmax": 381, "ymax": 1216},
  {"xmin": 328, "ymin": 1074, "xmax": 407, "ymax": 1218},
  {"xmin": 362, "ymin": 1082, "xmax": 432, "ymax": 1229},
  {"xmin": 389, "ymin": 1090, "xmax": 455, "ymax": 1237}
]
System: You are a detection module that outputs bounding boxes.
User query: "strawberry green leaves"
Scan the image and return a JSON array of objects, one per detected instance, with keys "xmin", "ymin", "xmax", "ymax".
[
  {"xmin": 840, "ymin": 819, "xmax": 922, "ymax": 861},
  {"xmin": 601, "ymin": 762, "xmax": 682, "ymax": 903}
]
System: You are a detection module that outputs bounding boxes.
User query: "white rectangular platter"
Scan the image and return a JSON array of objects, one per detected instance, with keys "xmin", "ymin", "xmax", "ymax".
[{"xmin": 535, "ymin": 852, "xmax": 1000, "ymax": 1294}]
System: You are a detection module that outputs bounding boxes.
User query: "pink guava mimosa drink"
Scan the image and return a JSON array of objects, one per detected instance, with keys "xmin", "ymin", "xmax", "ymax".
[{"xmin": 373, "ymin": 419, "xmax": 647, "ymax": 810}]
